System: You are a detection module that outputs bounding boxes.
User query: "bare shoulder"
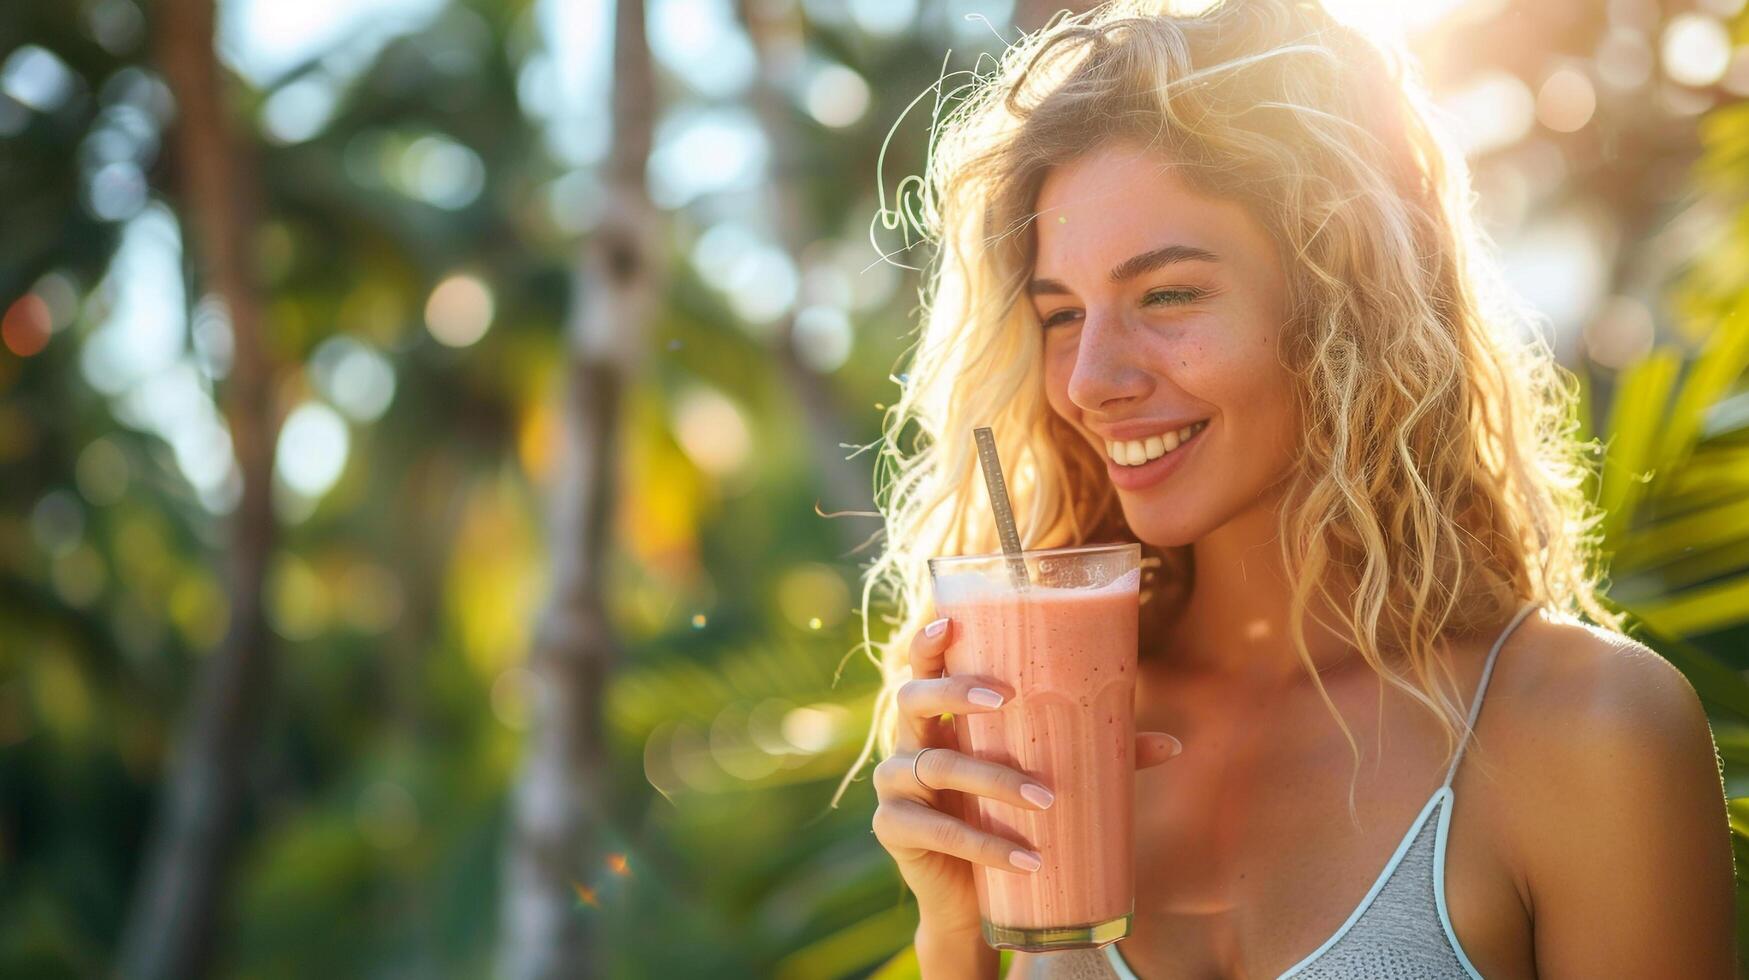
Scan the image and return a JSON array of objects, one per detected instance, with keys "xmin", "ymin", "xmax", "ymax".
[
  {"xmin": 1479, "ymin": 610, "xmax": 1719, "ymax": 812},
  {"xmin": 1485, "ymin": 610, "xmax": 1714, "ymax": 764},
  {"xmin": 1477, "ymin": 609, "xmax": 1736, "ymax": 976}
]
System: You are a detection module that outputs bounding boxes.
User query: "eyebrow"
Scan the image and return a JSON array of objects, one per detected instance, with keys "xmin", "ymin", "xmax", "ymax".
[{"xmin": 1027, "ymin": 243, "xmax": 1221, "ymax": 296}]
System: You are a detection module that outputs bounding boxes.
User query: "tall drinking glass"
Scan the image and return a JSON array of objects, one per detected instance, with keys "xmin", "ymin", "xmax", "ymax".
[{"xmin": 927, "ymin": 543, "xmax": 1142, "ymax": 952}]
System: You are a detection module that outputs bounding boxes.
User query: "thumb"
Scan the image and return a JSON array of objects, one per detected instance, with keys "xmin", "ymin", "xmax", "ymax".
[{"xmin": 1135, "ymin": 731, "xmax": 1183, "ymax": 770}]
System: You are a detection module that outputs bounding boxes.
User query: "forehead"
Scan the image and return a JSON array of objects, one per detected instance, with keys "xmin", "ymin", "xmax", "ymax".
[{"xmin": 1032, "ymin": 142, "xmax": 1269, "ymax": 276}]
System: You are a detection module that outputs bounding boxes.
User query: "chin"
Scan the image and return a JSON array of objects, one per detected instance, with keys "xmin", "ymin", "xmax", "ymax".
[{"xmin": 1116, "ymin": 499, "xmax": 1207, "ymax": 549}]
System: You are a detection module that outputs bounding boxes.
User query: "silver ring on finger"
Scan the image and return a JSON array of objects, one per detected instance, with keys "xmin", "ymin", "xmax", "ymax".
[{"xmin": 911, "ymin": 746, "xmax": 937, "ymax": 791}]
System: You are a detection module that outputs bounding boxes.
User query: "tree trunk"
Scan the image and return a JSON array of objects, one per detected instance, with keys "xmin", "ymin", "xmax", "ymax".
[
  {"xmin": 737, "ymin": 0, "xmax": 878, "ymax": 551},
  {"xmin": 117, "ymin": 0, "xmax": 280, "ymax": 976},
  {"xmin": 495, "ymin": 1, "xmax": 660, "ymax": 977}
]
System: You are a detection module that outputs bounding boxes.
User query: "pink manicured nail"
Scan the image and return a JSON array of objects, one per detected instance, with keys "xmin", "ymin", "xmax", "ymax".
[
  {"xmin": 1009, "ymin": 849, "xmax": 1042, "ymax": 872},
  {"xmin": 967, "ymin": 687, "xmax": 1004, "ymax": 708},
  {"xmin": 923, "ymin": 618, "xmax": 949, "ymax": 638},
  {"xmin": 1020, "ymin": 784, "xmax": 1054, "ymax": 809}
]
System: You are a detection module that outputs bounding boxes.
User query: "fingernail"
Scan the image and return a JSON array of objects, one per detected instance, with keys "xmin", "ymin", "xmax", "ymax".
[
  {"xmin": 1020, "ymin": 784, "xmax": 1054, "ymax": 809},
  {"xmin": 1168, "ymin": 736, "xmax": 1183, "ymax": 757},
  {"xmin": 967, "ymin": 687, "xmax": 1004, "ymax": 708},
  {"xmin": 923, "ymin": 618, "xmax": 949, "ymax": 638},
  {"xmin": 1009, "ymin": 849, "xmax": 1042, "ymax": 872}
]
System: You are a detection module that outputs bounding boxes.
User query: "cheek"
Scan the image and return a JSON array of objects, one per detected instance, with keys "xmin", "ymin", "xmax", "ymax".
[
  {"xmin": 1041, "ymin": 340, "xmax": 1078, "ymax": 421},
  {"xmin": 1211, "ymin": 339, "xmax": 1300, "ymax": 458}
]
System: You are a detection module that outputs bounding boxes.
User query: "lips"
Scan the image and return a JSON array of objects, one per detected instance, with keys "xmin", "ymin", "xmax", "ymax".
[
  {"xmin": 1100, "ymin": 418, "xmax": 1209, "ymax": 491},
  {"xmin": 1103, "ymin": 419, "xmax": 1209, "ymax": 467}
]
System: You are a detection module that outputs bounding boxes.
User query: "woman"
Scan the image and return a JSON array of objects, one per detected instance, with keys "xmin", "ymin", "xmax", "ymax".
[{"xmin": 841, "ymin": 1, "xmax": 1738, "ymax": 977}]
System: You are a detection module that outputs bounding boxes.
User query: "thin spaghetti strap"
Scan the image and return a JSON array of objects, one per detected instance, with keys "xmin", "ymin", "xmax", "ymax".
[{"xmin": 1441, "ymin": 600, "xmax": 1540, "ymax": 788}]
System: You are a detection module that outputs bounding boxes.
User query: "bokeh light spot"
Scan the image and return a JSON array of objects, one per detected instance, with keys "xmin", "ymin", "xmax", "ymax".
[
  {"xmin": 51, "ymin": 546, "xmax": 107, "ymax": 608},
  {"xmin": 711, "ymin": 704, "xmax": 781, "ymax": 780},
  {"xmin": 1595, "ymin": 28, "xmax": 1654, "ymax": 91},
  {"xmin": 776, "ymin": 563, "xmax": 850, "ymax": 631},
  {"xmin": 1, "ymin": 45, "xmax": 76, "ymax": 112},
  {"xmin": 671, "ymin": 385, "xmax": 752, "ymax": 477},
  {"xmin": 266, "ymin": 552, "xmax": 332, "ymax": 641},
  {"xmin": 1662, "ymin": 14, "xmax": 1732, "ymax": 87},
  {"xmin": 30, "ymin": 490, "xmax": 83, "ymax": 557},
  {"xmin": 169, "ymin": 572, "xmax": 229, "ymax": 649},
  {"xmin": 791, "ymin": 306, "xmax": 854, "ymax": 373},
  {"xmin": 2, "ymin": 295, "xmax": 52, "ymax": 357},
  {"xmin": 849, "ymin": 0, "xmax": 916, "ymax": 35},
  {"xmin": 1536, "ymin": 68, "xmax": 1596, "ymax": 133},
  {"xmin": 311, "ymin": 335, "xmax": 397, "ymax": 422},
  {"xmin": 398, "ymin": 134, "xmax": 486, "ymax": 209},
  {"xmin": 260, "ymin": 74, "xmax": 338, "ymax": 144},
  {"xmin": 804, "ymin": 64, "xmax": 869, "ymax": 128},
  {"xmin": 781, "ymin": 703, "xmax": 850, "ymax": 754},
  {"xmin": 424, "ymin": 273, "xmax": 495, "ymax": 347},
  {"xmin": 275, "ymin": 402, "xmax": 351, "ymax": 498}
]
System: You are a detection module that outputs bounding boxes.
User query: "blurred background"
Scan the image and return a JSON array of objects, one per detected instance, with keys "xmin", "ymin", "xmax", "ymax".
[{"xmin": 2, "ymin": 0, "xmax": 1748, "ymax": 976}]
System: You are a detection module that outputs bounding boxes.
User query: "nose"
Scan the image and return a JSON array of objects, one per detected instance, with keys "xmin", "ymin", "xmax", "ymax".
[{"xmin": 1065, "ymin": 311, "xmax": 1153, "ymax": 413}]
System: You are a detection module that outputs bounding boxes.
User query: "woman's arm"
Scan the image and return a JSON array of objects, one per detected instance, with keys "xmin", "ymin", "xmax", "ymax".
[
  {"xmin": 1513, "ymin": 634, "xmax": 1736, "ymax": 978},
  {"xmin": 915, "ymin": 919, "xmax": 998, "ymax": 978}
]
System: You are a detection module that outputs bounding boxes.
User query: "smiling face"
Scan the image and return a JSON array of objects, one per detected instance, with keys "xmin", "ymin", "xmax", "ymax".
[{"xmin": 1030, "ymin": 141, "xmax": 1302, "ymax": 547}]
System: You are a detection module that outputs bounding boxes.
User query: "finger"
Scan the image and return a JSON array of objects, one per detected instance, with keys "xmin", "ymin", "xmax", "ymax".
[
  {"xmin": 1135, "ymin": 732, "xmax": 1184, "ymax": 770},
  {"xmin": 875, "ymin": 748, "xmax": 1054, "ymax": 812},
  {"xmin": 897, "ymin": 613, "xmax": 956, "ymax": 750},
  {"xmin": 907, "ymin": 612, "xmax": 952, "ymax": 682},
  {"xmin": 897, "ymin": 675, "xmax": 1011, "ymax": 746},
  {"xmin": 872, "ymin": 798, "xmax": 1043, "ymax": 874}
]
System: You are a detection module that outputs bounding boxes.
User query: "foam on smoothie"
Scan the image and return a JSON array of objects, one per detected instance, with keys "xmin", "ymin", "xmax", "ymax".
[{"xmin": 931, "ymin": 565, "xmax": 1140, "ymax": 606}]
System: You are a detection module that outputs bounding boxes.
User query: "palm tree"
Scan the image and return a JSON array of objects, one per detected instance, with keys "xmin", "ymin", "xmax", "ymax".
[
  {"xmin": 117, "ymin": 0, "xmax": 282, "ymax": 974},
  {"xmin": 496, "ymin": 1, "xmax": 664, "ymax": 977}
]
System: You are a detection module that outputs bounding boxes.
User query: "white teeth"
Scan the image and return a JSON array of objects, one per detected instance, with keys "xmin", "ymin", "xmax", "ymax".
[{"xmin": 1105, "ymin": 420, "xmax": 1206, "ymax": 467}]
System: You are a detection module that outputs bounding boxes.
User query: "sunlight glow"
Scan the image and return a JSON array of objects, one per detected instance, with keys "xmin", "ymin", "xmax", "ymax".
[
  {"xmin": 219, "ymin": 0, "xmax": 444, "ymax": 86},
  {"xmin": 1318, "ymin": 0, "xmax": 1467, "ymax": 38},
  {"xmin": 1439, "ymin": 70, "xmax": 1536, "ymax": 157}
]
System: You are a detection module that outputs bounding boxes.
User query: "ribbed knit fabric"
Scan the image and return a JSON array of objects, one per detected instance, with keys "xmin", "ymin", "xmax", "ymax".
[{"xmin": 1029, "ymin": 601, "xmax": 1538, "ymax": 980}]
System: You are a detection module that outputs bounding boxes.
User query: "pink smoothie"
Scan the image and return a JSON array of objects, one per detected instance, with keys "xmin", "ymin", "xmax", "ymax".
[{"xmin": 937, "ymin": 567, "xmax": 1140, "ymax": 940}]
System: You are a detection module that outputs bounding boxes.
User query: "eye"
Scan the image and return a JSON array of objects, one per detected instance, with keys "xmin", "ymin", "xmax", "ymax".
[
  {"xmin": 1142, "ymin": 287, "xmax": 1205, "ymax": 307},
  {"xmin": 1039, "ymin": 287, "xmax": 1207, "ymax": 329}
]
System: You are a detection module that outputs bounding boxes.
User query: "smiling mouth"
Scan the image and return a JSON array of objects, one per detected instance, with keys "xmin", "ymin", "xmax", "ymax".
[{"xmin": 1103, "ymin": 420, "xmax": 1209, "ymax": 467}]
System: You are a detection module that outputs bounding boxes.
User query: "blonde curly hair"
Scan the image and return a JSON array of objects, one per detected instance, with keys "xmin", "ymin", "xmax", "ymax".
[{"xmin": 832, "ymin": 0, "xmax": 1622, "ymax": 814}]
